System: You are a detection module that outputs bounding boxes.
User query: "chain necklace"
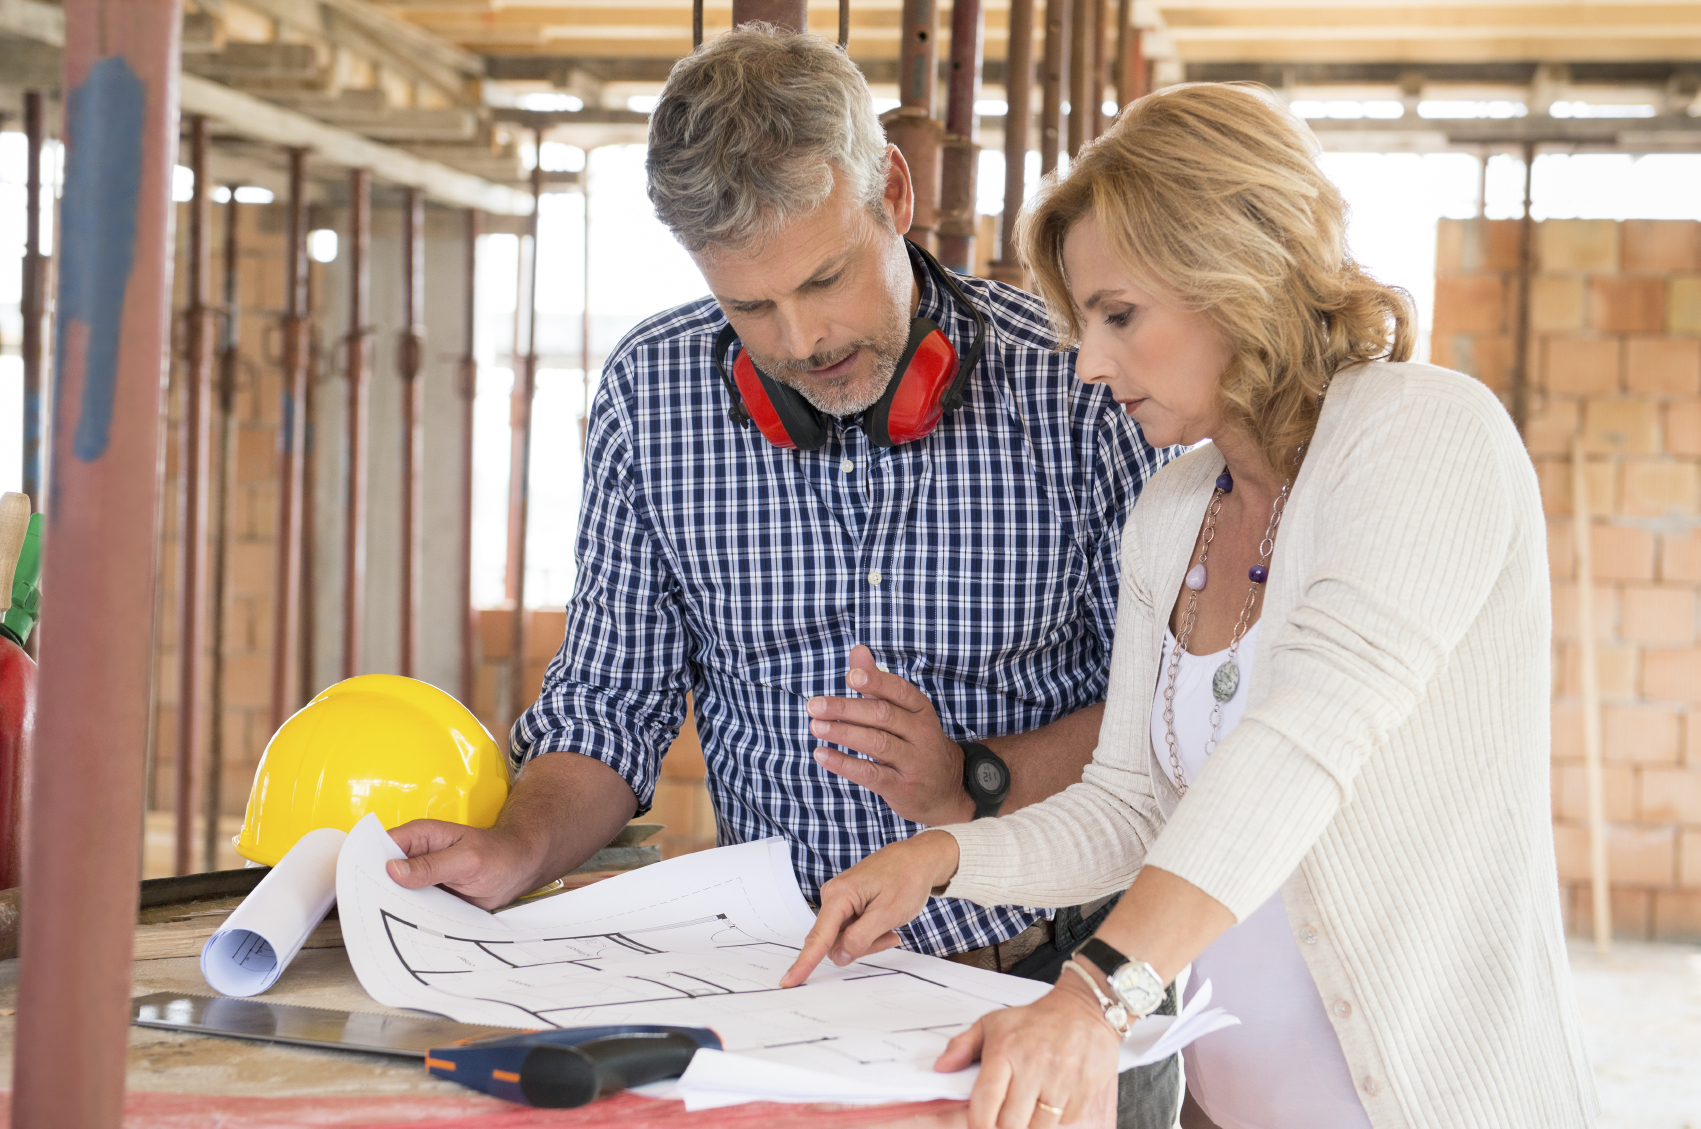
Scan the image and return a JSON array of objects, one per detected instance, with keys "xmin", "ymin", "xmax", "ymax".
[{"xmin": 1162, "ymin": 381, "xmax": 1331, "ymax": 796}]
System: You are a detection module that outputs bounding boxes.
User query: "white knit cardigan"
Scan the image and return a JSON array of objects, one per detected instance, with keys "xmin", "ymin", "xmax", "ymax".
[{"xmin": 941, "ymin": 362, "xmax": 1598, "ymax": 1128}]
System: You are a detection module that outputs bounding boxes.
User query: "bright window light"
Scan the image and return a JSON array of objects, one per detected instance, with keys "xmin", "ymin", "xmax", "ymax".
[
  {"xmin": 1549, "ymin": 101, "xmax": 1657, "ymax": 119},
  {"xmin": 539, "ymin": 142, "xmax": 585, "ymax": 172},
  {"xmin": 233, "ymin": 185, "xmax": 275, "ymax": 204},
  {"xmin": 172, "ymin": 165, "xmax": 194, "ymax": 202},
  {"xmin": 1293, "ymin": 100, "xmax": 1405, "ymax": 120},
  {"xmin": 518, "ymin": 92, "xmax": 583, "ymax": 112},
  {"xmin": 307, "ymin": 228, "xmax": 338, "ymax": 263},
  {"xmin": 1363, "ymin": 100, "xmax": 1404, "ymax": 119},
  {"xmin": 976, "ymin": 98, "xmax": 1008, "ymax": 117},
  {"xmin": 1103, "ymin": 100, "xmax": 1119, "ymax": 117},
  {"xmin": 626, "ymin": 95, "xmax": 660, "ymax": 113},
  {"xmin": 872, "ymin": 97, "xmax": 901, "ymax": 114},
  {"xmin": 211, "ymin": 185, "xmax": 231, "ymax": 204},
  {"xmin": 1417, "ymin": 100, "xmax": 1527, "ymax": 120}
]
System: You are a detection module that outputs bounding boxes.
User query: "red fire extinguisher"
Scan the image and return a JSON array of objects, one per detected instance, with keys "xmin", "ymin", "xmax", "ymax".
[{"xmin": 0, "ymin": 494, "xmax": 42, "ymax": 891}]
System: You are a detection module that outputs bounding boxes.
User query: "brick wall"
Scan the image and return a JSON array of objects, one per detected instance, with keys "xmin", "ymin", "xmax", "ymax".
[{"xmin": 1433, "ymin": 217, "xmax": 1701, "ymax": 942}]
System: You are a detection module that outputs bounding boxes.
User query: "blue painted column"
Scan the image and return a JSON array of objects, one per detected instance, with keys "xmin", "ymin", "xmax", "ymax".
[{"xmin": 11, "ymin": 0, "xmax": 182, "ymax": 1123}]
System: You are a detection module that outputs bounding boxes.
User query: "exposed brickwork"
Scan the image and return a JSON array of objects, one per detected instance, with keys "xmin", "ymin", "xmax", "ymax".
[{"xmin": 1437, "ymin": 218, "xmax": 1701, "ymax": 942}]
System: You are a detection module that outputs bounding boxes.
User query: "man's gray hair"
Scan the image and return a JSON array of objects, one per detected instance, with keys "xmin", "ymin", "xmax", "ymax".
[{"xmin": 646, "ymin": 25, "xmax": 890, "ymax": 253}]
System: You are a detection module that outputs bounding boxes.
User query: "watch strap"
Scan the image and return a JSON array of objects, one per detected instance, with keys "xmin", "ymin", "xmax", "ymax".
[
  {"xmin": 959, "ymin": 741, "xmax": 1008, "ymax": 820},
  {"xmin": 1074, "ymin": 937, "xmax": 1127, "ymax": 979}
]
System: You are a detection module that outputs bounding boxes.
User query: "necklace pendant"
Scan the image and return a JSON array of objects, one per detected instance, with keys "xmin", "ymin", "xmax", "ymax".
[
  {"xmin": 1185, "ymin": 564, "xmax": 1207, "ymax": 591},
  {"xmin": 1212, "ymin": 660, "xmax": 1240, "ymax": 703}
]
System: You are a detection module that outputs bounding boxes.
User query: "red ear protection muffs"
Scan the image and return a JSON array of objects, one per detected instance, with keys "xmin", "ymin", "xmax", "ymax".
[{"xmin": 711, "ymin": 242, "xmax": 988, "ymax": 451}]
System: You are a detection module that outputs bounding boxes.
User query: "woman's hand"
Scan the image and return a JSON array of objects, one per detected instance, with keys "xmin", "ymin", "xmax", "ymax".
[
  {"xmin": 938, "ymin": 969, "xmax": 1122, "ymax": 1128},
  {"xmin": 779, "ymin": 830, "xmax": 961, "ymax": 987}
]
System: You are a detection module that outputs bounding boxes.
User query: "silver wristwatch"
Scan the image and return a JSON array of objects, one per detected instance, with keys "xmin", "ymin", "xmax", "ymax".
[{"xmin": 1075, "ymin": 938, "xmax": 1166, "ymax": 1019}]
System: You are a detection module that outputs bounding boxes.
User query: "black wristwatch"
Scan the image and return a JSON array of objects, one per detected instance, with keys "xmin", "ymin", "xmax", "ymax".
[{"xmin": 959, "ymin": 741, "xmax": 1009, "ymax": 820}]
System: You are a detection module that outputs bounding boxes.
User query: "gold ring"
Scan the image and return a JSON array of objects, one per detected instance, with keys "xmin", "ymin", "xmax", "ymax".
[{"xmin": 1036, "ymin": 1101, "xmax": 1065, "ymax": 1117}]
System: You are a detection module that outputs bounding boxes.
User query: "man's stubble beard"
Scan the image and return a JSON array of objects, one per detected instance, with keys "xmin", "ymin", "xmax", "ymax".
[{"xmin": 747, "ymin": 300, "xmax": 912, "ymax": 418}]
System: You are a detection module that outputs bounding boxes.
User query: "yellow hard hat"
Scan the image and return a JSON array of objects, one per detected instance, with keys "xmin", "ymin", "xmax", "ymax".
[{"xmin": 235, "ymin": 674, "xmax": 510, "ymax": 867}]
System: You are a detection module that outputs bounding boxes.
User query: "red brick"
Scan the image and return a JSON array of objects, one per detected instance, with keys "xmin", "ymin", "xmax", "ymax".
[
  {"xmin": 523, "ymin": 658, "xmax": 551, "ymax": 703},
  {"xmin": 1548, "ymin": 520, "xmax": 1575, "ymax": 580},
  {"xmin": 1523, "ymin": 397, "xmax": 1578, "ymax": 458},
  {"xmin": 1667, "ymin": 402, "xmax": 1701, "ymax": 458},
  {"xmin": 1662, "ymin": 529, "xmax": 1701, "ymax": 582},
  {"xmin": 1672, "ymin": 277, "xmax": 1701, "ymax": 336},
  {"xmin": 1613, "ymin": 888, "xmax": 1653, "ymax": 940},
  {"xmin": 1621, "ymin": 220, "xmax": 1701, "ymax": 273},
  {"xmin": 1458, "ymin": 335, "xmax": 1513, "ymax": 391},
  {"xmin": 1620, "ymin": 586, "xmax": 1696, "ymax": 645},
  {"xmin": 1428, "ymin": 333, "xmax": 1461, "ymax": 372},
  {"xmin": 222, "ymin": 652, "xmax": 273, "ymax": 710},
  {"xmin": 1609, "ymin": 824, "xmax": 1677, "ymax": 886},
  {"xmin": 1432, "ymin": 276, "xmax": 1506, "ymax": 335},
  {"xmin": 1553, "ymin": 820, "xmax": 1589, "ymax": 881},
  {"xmin": 1639, "ymin": 766, "xmax": 1701, "ymax": 823},
  {"xmin": 1554, "ymin": 761, "xmax": 1636, "ymax": 821},
  {"xmin": 661, "ymin": 699, "xmax": 706, "ymax": 781},
  {"xmin": 1536, "ymin": 458, "xmax": 1617, "ymax": 517},
  {"xmin": 1434, "ymin": 220, "xmax": 1466, "ymax": 275},
  {"xmin": 1643, "ymin": 649, "xmax": 1701, "ymax": 703},
  {"xmin": 478, "ymin": 606, "xmax": 514, "ymax": 660},
  {"xmin": 1590, "ymin": 277, "xmax": 1667, "ymax": 334},
  {"xmin": 472, "ymin": 660, "xmax": 499, "ymax": 725},
  {"xmin": 1652, "ymin": 890, "xmax": 1701, "ymax": 942},
  {"xmin": 227, "ymin": 540, "xmax": 276, "ymax": 598},
  {"xmin": 1583, "ymin": 399, "xmax": 1659, "ymax": 455},
  {"xmin": 1540, "ymin": 220, "xmax": 1618, "ymax": 273},
  {"xmin": 1621, "ymin": 461, "xmax": 1699, "ymax": 517},
  {"xmin": 1543, "ymin": 337, "xmax": 1620, "ymax": 395},
  {"xmin": 525, "ymin": 609, "xmax": 568, "ymax": 660},
  {"xmin": 1683, "ymin": 829, "xmax": 1701, "ymax": 887},
  {"xmin": 1625, "ymin": 338, "xmax": 1701, "ymax": 396},
  {"xmin": 1530, "ymin": 277, "xmax": 1584, "ymax": 333},
  {"xmin": 1689, "ymin": 709, "xmax": 1701, "ymax": 766},
  {"xmin": 1590, "ymin": 525, "xmax": 1656, "ymax": 581},
  {"xmin": 1561, "ymin": 643, "xmax": 1638, "ymax": 700},
  {"xmin": 1603, "ymin": 703, "xmax": 1681, "ymax": 762},
  {"xmin": 1550, "ymin": 582, "xmax": 1617, "ymax": 643}
]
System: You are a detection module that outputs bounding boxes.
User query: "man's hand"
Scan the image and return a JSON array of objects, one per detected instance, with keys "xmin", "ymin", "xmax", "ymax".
[
  {"xmin": 386, "ymin": 821, "xmax": 545, "ymax": 911},
  {"xmin": 807, "ymin": 645, "xmax": 976, "ymax": 826}
]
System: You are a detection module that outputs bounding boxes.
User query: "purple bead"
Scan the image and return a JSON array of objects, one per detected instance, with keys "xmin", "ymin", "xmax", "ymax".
[
  {"xmin": 1215, "ymin": 472, "xmax": 1233, "ymax": 493},
  {"xmin": 1248, "ymin": 565, "xmax": 1269, "ymax": 584}
]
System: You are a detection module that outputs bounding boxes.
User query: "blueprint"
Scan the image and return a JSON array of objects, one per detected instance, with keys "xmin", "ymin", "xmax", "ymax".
[{"xmin": 335, "ymin": 813, "xmax": 1236, "ymax": 1106}]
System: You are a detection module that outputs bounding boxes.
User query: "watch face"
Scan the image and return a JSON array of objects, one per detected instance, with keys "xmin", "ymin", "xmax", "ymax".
[
  {"xmin": 1109, "ymin": 962, "xmax": 1165, "ymax": 1018},
  {"xmin": 972, "ymin": 759, "xmax": 1007, "ymax": 795}
]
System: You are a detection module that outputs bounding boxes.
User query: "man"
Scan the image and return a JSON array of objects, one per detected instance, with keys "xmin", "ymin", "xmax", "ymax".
[{"xmin": 388, "ymin": 26, "xmax": 1177, "ymax": 1125}]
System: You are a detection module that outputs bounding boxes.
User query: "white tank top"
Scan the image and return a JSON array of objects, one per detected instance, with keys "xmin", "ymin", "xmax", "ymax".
[{"xmin": 1151, "ymin": 621, "xmax": 1371, "ymax": 1129}]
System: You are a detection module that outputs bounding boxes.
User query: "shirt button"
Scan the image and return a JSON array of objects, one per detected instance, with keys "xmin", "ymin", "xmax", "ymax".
[
  {"xmin": 1362, "ymin": 1076, "xmax": 1380, "ymax": 1096},
  {"xmin": 1333, "ymin": 1000, "xmax": 1352, "ymax": 1019},
  {"xmin": 1300, "ymin": 925, "xmax": 1319, "ymax": 945},
  {"xmin": 841, "ymin": 459, "xmax": 855, "ymax": 473},
  {"xmin": 868, "ymin": 570, "xmax": 882, "ymax": 585}
]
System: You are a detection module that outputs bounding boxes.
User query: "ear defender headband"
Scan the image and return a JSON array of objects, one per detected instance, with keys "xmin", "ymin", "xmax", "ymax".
[{"xmin": 711, "ymin": 242, "xmax": 989, "ymax": 451}]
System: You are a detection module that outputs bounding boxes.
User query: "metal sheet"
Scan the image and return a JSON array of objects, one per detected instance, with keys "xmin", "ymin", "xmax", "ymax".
[{"xmin": 130, "ymin": 991, "xmax": 515, "ymax": 1058}]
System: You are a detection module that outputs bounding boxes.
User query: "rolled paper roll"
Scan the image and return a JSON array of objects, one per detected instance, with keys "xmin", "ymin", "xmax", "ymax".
[{"xmin": 200, "ymin": 827, "xmax": 347, "ymax": 996}]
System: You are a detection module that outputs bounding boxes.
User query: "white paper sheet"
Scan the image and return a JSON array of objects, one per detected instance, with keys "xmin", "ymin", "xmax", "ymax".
[
  {"xmin": 334, "ymin": 812, "xmax": 1238, "ymax": 1106},
  {"xmin": 200, "ymin": 827, "xmax": 346, "ymax": 997}
]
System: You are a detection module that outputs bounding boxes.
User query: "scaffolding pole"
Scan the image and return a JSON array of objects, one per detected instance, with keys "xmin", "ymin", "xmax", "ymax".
[
  {"xmin": 889, "ymin": 0, "xmax": 943, "ymax": 250},
  {"xmin": 20, "ymin": 91, "xmax": 48, "ymax": 513},
  {"xmin": 342, "ymin": 169, "xmax": 371, "ymax": 680},
  {"xmin": 269, "ymin": 148, "xmax": 311, "ymax": 732},
  {"xmin": 205, "ymin": 196, "xmax": 241, "ymax": 871},
  {"xmin": 1039, "ymin": 0, "xmax": 1069, "ymax": 174},
  {"xmin": 937, "ymin": 0, "xmax": 984, "ymax": 273},
  {"xmin": 458, "ymin": 209, "xmax": 479, "ymax": 708},
  {"xmin": 504, "ymin": 157, "xmax": 544, "ymax": 731},
  {"xmin": 398, "ymin": 188, "xmax": 426, "ymax": 679}
]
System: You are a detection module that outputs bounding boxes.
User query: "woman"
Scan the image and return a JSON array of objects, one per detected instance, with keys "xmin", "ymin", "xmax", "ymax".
[{"xmin": 780, "ymin": 84, "xmax": 1596, "ymax": 1129}]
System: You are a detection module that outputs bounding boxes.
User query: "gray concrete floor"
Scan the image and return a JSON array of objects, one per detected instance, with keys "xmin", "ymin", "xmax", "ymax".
[{"xmin": 1568, "ymin": 939, "xmax": 1701, "ymax": 1128}]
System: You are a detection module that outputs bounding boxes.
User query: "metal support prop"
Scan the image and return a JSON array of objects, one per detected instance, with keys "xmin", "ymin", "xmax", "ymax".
[
  {"xmin": 937, "ymin": 0, "xmax": 985, "ymax": 273},
  {"xmin": 342, "ymin": 169, "xmax": 371, "ymax": 679},
  {"xmin": 21, "ymin": 91, "xmax": 48, "ymax": 513},
  {"xmin": 14, "ymin": 0, "xmax": 183, "ymax": 1117},
  {"xmin": 174, "ymin": 115, "xmax": 215, "ymax": 877},
  {"xmin": 270, "ymin": 148, "xmax": 311, "ymax": 733},
  {"xmin": 580, "ymin": 158, "xmax": 593, "ymax": 451},
  {"xmin": 990, "ymin": 0, "xmax": 1033, "ymax": 285},
  {"xmin": 398, "ymin": 188, "xmax": 426, "ymax": 679},
  {"xmin": 458, "ymin": 209, "xmax": 479, "ymax": 707},
  {"xmin": 504, "ymin": 159, "xmax": 544, "ymax": 729},
  {"xmin": 1115, "ymin": 9, "xmax": 1146, "ymax": 107},
  {"xmin": 1510, "ymin": 143, "xmax": 1534, "ymax": 435},
  {"xmin": 730, "ymin": 0, "xmax": 805, "ymax": 31},
  {"xmin": 205, "ymin": 197, "xmax": 241, "ymax": 872},
  {"xmin": 1039, "ymin": 0, "xmax": 1068, "ymax": 174},
  {"xmin": 1067, "ymin": 0, "xmax": 1088, "ymax": 157},
  {"xmin": 1089, "ymin": 0, "xmax": 1107, "ymax": 137},
  {"xmin": 888, "ymin": 0, "xmax": 943, "ymax": 250}
]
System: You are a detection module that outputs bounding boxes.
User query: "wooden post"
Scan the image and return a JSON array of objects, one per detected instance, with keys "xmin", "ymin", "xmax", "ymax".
[
  {"xmin": 342, "ymin": 169, "xmax": 371, "ymax": 680},
  {"xmin": 270, "ymin": 148, "xmax": 311, "ymax": 732},
  {"xmin": 398, "ymin": 187, "xmax": 426, "ymax": 679},
  {"xmin": 14, "ymin": 0, "xmax": 183, "ymax": 1117},
  {"xmin": 1088, "ymin": 0, "xmax": 1107, "ymax": 137},
  {"xmin": 1039, "ymin": 0, "xmax": 1069, "ymax": 175},
  {"xmin": 1067, "ymin": 0, "xmax": 1088, "ymax": 158},
  {"xmin": 1570, "ymin": 437, "xmax": 1611, "ymax": 955}
]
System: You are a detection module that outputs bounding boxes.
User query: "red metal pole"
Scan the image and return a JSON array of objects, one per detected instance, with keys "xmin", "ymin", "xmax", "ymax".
[
  {"xmin": 888, "ymin": 0, "xmax": 944, "ymax": 251},
  {"xmin": 1067, "ymin": 0, "xmax": 1088, "ymax": 157},
  {"xmin": 1089, "ymin": 0, "xmax": 1108, "ymax": 137},
  {"xmin": 504, "ymin": 161, "xmax": 543, "ymax": 729},
  {"xmin": 1118, "ymin": 23, "xmax": 1147, "ymax": 107},
  {"xmin": 270, "ymin": 148, "xmax": 310, "ymax": 733},
  {"xmin": 398, "ymin": 187, "xmax": 425, "ymax": 680},
  {"xmin": 1039, "ymin": 0, "xmax": 1068, "ymax": 174},
  {"xmin": 174, "ymin": 115, "xmax": 214, "ymax": 876},
  {"xmin": 458, "ymin": 209, "xmax": 479, "ymax": 708},
  {"xmin": 991, "ymin": 0, "xmax": 1034, "ymax": 283},
  {"xmin": 14, "ymin": 0, "xmax": 183, "ymax": 1118},
  {"xmin": 20, "ymin": 91, "xmax": 47, "ymax": 513},
  {"xmin": 204, "ymin": 196, "xmax": 240, "ymax": 871},
  {"xmin": 342, "ymin": 169, "xmax": 371, "ymax": 680},
  {"xmin": 730, "ymin": 0, "xmax": 805, "ymax": 31},
  {"xmin": 937, "ymin": 0, "xmax": 984, "ymax": 272}
]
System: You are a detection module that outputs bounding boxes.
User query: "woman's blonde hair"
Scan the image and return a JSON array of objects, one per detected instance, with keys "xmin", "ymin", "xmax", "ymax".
[{"xmin": 1018, "ymin": 82, "xmax": 1414, "ymax": 473}]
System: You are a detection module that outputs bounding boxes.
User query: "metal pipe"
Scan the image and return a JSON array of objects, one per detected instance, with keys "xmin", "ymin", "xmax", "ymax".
[
  {"xmin": 838, "ymin": 0, "xmax": 849, "ymax": 48},
  {"xmin": 458, "ymin": 209, "xmax": 479, "ymax": 708},
  {"xmin": 21, "ymin": 91, "xmax": 47, "ymax": 513},
  {"xmin": 342, "ymin": 169, "xmax": 371, "ymax": 680},
  {"xmin": 504, "ymin": 157, "xmax": 544, "ymax": 729},
  {"xmin": 14, "ymin": 0, "xmax": 182, "ymax": 1117},
  {"xmin": 1067, "ymin": 0, "xmax": 1088, "ymax": 157},
  {"xmin": 270, "ymin": 148, "xmax": 310, "ymax": 733},
  {"xmin": 580, "ymin": 157, "xmax": 592, "ymax": 451},
  {"xmin": 1115, "ymin": 5, "xmax": 1144, "ymax": 108},
  {"xmin": 936, "ymin": 0, "xmax": 984, "ymax": 273},
  {"xmin": 398, "ymin": 187, "xmax": 425, "ymax": 680},
  {"xmin": 174, "ymin": 115, "xmax": 215, "ymax": 877},
  {"xmin": 1089, "ymin": 0, "xmax": 1107, "ymax": 138},
  {"xmin": 205, "ymin": 197, "xmax": 241, "ymax": 872},
  {"xmin": 1511, "ymin": 142, "xmax": 1534, "ymax": 435},
  {"xmin": 1039, "ymin": 0, "xmax": 1068, "ymax": 174},
  {"xmin": 888, "ymin": 0, "xmax": 943, "ymax": 250},
  {"xmin": 693, "ymin": 0, "xmax": 704, "ymax": 49},
  {"xmin": 730, "ymin": 0, "xmax": 805, "ymax": 32},
  {"xmin": 991, "ymin": 0, "xmax": 1033, "ymax": 282}
]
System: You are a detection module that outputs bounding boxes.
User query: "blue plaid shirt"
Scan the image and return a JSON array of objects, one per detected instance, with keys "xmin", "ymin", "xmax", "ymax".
[{"xmin": 514, "ymin": 259, "xmax": 1174, "ymax": 957}]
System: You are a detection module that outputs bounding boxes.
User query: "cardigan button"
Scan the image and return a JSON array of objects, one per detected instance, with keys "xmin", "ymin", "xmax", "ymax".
[
  {"xmin": 1362, "ymin": 1076, "xmax": 1380, "ymax": 1096},
  {"xmin": 1332, "ymin": 1000, "xmax": 1352, "ymax": 1019},
  {"xmin": 1300, "ymin": 925, "xmax": 1319, "ymax": 945}
]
